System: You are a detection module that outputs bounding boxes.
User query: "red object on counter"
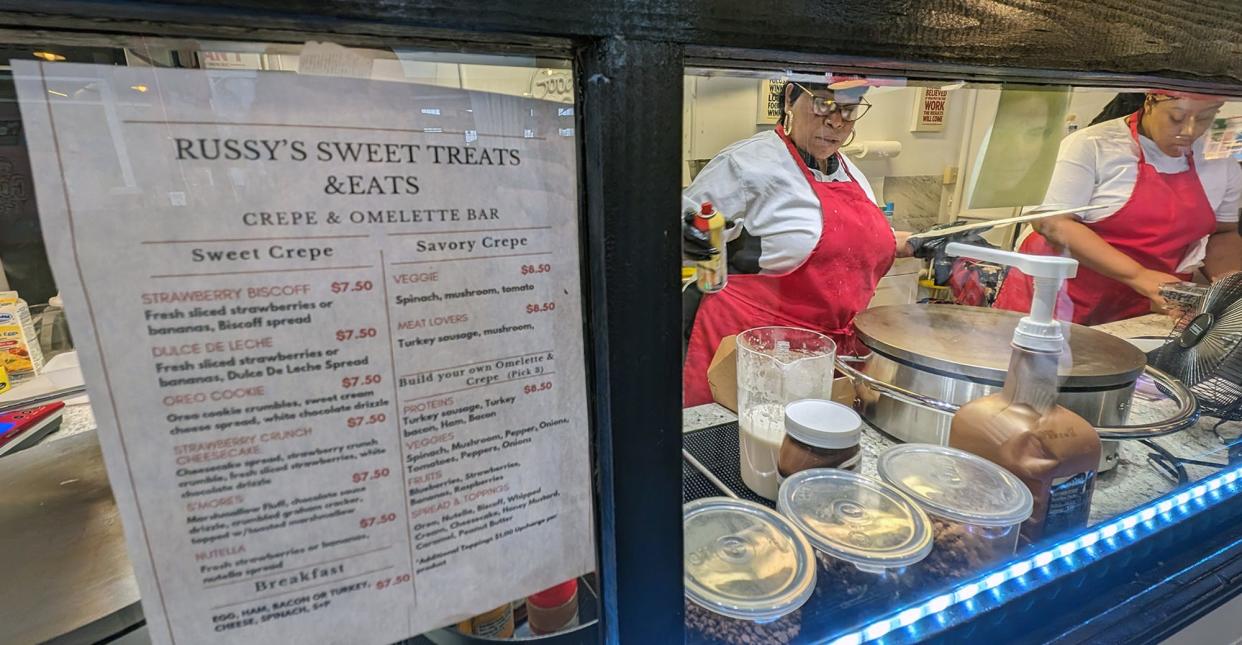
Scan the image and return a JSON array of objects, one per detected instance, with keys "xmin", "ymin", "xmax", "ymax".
[
  {"xmin": 0, "ymin": 401, "xmax": 66, "ymax": 457},
  {"xmin": 526, "ymin": 579, "xmax": 580, "ymax": 635},
  {"xmin": 528, "ymin": 580, "xmax": 578, "ymax": 608}
]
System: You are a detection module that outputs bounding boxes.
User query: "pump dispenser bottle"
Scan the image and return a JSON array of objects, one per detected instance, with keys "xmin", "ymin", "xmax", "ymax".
[{"xmin": 944, "ymin": 244, "xmax": 1100, "ymax": 544}]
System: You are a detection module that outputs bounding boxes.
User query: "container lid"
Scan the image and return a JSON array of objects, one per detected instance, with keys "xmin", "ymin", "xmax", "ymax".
[
  {"xmin": 876, "ymin": 444, "xmax": 1034, "ymax": 527},
  {"xmin": 852, "ymin": 305, "xmax": 1146, "ymax": 388},
  {"xmin": 528, "ymin": 579, "xmax": 578, "ymax": 608},
  {"xmin": 784, "ymin": 399, "xmax": 862, "ymax": 449},
  {"xmin": 777, "ymin": 469, "xmax": 932, "ymax": 572},
  {"xmin": 683, "ymin": 497, "xmax": 816, "ymax": 622}
]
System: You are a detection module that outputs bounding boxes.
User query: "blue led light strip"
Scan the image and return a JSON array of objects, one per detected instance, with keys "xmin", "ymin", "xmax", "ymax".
[{"xmin": 827, "ymin": 463, "xmax": 1242, "ymax": 645}]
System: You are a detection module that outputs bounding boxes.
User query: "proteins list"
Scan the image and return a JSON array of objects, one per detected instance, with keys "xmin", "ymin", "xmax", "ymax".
[{"xmin": 17, "ymin": 61, "xmax": 594, "ymax": 645}]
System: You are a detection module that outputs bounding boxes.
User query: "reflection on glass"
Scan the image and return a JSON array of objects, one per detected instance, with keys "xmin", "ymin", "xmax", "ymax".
[{"xmin": 968, "ymin": 87, "xmax": 1070, "ymax": 209}]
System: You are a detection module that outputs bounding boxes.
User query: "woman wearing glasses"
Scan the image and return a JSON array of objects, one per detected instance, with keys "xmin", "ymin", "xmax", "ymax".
[
  {"xmin": 681, "ymin": 80, "xmax": 918, "ymax": 406},
  {"xmin": 994, "ymin": 91, "xmax": 1241, "ymax": 325}
]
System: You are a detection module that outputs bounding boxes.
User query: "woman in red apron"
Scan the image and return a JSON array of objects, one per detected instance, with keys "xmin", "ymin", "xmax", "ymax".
[
  {"xmin": 682, "ymin": 80, "xmax": 905, "ymax": 407},
  {"xmin": 995, "ymin": 92, "xmax": 1235, "ymax": 325}
]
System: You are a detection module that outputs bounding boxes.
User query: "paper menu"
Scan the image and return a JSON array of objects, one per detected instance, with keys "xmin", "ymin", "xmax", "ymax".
[{"xmin": 15, "ymin": 60, "xmax": 594, "ymax": 644}]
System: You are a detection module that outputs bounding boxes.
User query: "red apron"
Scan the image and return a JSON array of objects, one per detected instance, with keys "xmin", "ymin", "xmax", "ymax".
[
  {"xmin": 994, "ymin": 111, "xmax": 1217, "ymax": 326},
  {"xmin": 683, "ymin": 126, "xmax": 895, "ymax": 406}
]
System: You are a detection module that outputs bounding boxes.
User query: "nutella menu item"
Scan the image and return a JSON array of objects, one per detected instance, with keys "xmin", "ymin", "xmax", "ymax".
[{"xmin": 15, "ymin": 60, "xmax": 594, "ymax": 645}]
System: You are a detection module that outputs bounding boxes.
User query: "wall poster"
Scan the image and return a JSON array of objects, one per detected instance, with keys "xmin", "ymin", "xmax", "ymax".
[
  {"xmin": 757, "ymin": 79, "xmax": 787, "ymax": 124},
  {"xmin": 910, "ymin": 87, "xmax": 948, "ymax": 132},
  {"xmin": 15, "ymin": 59, "xmax": 594, "ymax": 645}
]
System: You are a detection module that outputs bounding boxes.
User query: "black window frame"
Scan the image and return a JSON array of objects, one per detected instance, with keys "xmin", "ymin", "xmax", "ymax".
[{"xmin": 1, "ymin": 2, "xmax": 1240, "ymax": 643}]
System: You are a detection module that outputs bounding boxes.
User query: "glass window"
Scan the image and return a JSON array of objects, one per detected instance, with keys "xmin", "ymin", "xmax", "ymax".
[
  {"xmin": 680, "ymin": 65, "xmax": 1242, "ymax": 643},
  {"xmin": 0, "ymin": 38, "xmax": 598, "ymax": 644}
]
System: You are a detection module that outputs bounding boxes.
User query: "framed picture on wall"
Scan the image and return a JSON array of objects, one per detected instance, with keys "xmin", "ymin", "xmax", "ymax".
[{"xmin": 757, "ymin": 79, "xmax": 786, "ymax": 124}]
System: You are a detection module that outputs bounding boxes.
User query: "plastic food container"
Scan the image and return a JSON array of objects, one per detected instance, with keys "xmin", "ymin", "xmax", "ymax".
[
  {"xmin": 876, "ymin": 444, "xmax": 1034, "ymax": 570},
  {"xmin": 777, "ymin": 469, "xmax": 932, "ymax": 576},
  {"xmin": 683, "ymin": 497, "xmax": 816, "ymax": 623}
]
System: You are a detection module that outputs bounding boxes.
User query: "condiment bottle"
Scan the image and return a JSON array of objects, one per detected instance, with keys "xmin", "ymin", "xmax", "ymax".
[
  {"xmin": 526, "ymin": 579, "xmax": 579, "ymax": 635},
  {"xmin": 694, "ymin": 201, "xmax": 727, "ymax": 293},
  {"xmin": 944, "ymin": 244, "xmax": 1100, "ymax": 544},
  {"xmin": 455, "ymin": 603, "xmax": 515, "ymax": 638},
  {"xmin": 777, "ymin": 399, "xmax": 862, "ymax": 479}
]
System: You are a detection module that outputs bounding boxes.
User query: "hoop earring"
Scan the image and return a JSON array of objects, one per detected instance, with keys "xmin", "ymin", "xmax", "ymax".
[
  {"xmin": 844, "ymin": 130, "xmax": 856, "ymax": 147},
  {"xmin": 784, "ymin": 111, "xmax": 794, "ymax": 135}
]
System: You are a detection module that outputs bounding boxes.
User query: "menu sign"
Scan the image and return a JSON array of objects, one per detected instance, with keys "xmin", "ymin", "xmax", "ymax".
[{"xmin": 15, "ymin": 61, "xmax": 594, "ymax": 644}]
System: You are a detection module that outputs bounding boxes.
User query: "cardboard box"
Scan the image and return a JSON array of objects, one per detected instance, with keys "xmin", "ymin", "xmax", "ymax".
[
  {"xmin": 706, "ymin": 335, "xmax": 739, "ymax": 411},
  {"xmin": 705, "ymin": 334, "xmax": 855, "ymax": 412}
]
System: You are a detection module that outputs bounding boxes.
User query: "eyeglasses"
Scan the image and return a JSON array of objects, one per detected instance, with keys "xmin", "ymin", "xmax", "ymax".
[{"xmin": 792, "ymin": 82, "xmax": 872, "ymax": 122}]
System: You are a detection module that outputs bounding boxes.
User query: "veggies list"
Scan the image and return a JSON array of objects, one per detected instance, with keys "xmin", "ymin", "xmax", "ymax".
[{"xmin": 15, "ymin": 60, "xmax": 594, "ymax": 644}]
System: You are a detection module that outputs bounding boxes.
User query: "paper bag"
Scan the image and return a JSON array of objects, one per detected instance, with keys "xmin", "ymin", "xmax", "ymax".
[{"xmin": 706, "ymin": 335, "xmax": 739, "ymax": 411}]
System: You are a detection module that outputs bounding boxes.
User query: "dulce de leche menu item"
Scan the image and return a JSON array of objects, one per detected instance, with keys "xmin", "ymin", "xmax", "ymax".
[{"xmin": 15, "ymin": 60, "xmax": 594, "ymax": 644}]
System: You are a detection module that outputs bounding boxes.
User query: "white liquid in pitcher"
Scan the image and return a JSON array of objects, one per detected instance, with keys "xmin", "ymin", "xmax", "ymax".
[{"xmin": 739, "ymin": 403, "xmax": 786, "ymax": 500}]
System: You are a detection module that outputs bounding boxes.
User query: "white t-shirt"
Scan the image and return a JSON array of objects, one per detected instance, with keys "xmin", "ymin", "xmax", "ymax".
[
  {"xmin": 682, "ymin": 129, "xmax": 879, "ymax": 275},
  {"xmin": 1038, "ymin": 116, "xmax": 1242, "ymax": 273}
]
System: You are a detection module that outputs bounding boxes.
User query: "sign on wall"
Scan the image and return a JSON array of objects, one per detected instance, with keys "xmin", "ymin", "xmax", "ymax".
[
  {"xmin": 16, "ymin": 60, "xmax": 594, "ymax": 645},
  {"xmin": 757, "ymin": 79, "xmax": 787, "ymax": 124},
  {"xmin": 911, "ymin": 87, "xmax": 949, "ymax": 132}
]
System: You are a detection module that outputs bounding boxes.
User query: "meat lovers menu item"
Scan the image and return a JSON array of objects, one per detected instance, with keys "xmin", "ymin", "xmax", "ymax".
[{"xmin": 15, "ymin": 60, "xmax": 594, "ymax": 644}]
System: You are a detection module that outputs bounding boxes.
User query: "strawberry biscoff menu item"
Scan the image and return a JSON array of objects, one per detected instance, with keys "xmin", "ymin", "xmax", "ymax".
[{"xmin": 15, "ymin": 59, "xmax": 594, "ymax": 645}]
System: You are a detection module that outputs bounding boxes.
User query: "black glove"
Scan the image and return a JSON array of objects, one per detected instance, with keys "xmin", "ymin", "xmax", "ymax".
[
  {"xmin": 909, "ymin": 220, "xmax": 997, "ymax": 285},
  {"xmin": 907, "ymin": 220, "xmax": 990, "ymax": 260},
  {"xmin": 682, "ymin": 210, "xmax": 736, "ymax": 261},
  {"xmin": 683, "ymin": 209, "xmax": 715, "ymax": 261}
]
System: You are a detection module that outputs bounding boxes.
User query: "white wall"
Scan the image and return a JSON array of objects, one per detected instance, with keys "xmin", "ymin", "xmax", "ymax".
[
  {"xmin": 682, "ymin": 75, "xmax": 973, "ymax": 215},
  {"xmin": 849, "ymin": 86, "xmax": 969, "ymax": 178},
  {"xmin": 685, "ymin": 76, "xmax": 763, "ymax": 162}
]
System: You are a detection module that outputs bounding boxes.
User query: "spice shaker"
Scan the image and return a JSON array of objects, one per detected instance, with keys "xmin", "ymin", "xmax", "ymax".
[
  {"xmin": 526, "ymin": 579, "xmax": 579, "ymax": 635},
  {"xmin": 455, "ymin": 603, "xmax": 515, "ymax": 638}
]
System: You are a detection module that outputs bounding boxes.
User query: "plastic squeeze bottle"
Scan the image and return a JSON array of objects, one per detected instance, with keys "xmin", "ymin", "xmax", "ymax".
[
  {"xmin": 694, "ymin": 201, "xmax": 727, "ymax": 293},
  {"xmin": 944, "ymin": 243, "xmax": 1100, "ymax": 545}
]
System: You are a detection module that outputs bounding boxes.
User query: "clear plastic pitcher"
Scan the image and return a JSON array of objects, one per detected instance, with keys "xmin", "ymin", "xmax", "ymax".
[{"xmin": 736, "ymin": 327, "xmax": 836, "ymax": 499}]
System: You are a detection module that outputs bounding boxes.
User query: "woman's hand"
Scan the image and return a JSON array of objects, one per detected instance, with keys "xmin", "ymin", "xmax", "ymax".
[
  {"xmin": 1125, "ymin": 268, "xmax": 1182, "ymax": 314},
  {"xmin": 894, "ymin": 231, "xmax": 914, "ymax": 258}
]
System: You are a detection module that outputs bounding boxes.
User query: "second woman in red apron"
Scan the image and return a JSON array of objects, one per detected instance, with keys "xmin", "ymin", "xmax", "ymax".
[
  {"xmin": 681, "ymin": 79, "xmax": 915, "ymax": 407},
  {"xmin": 995, "ymin": 92, "xmax": 1240, "ymax": 325}
]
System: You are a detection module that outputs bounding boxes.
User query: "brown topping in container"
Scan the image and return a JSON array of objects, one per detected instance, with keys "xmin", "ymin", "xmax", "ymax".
[
  {"xmin": 685, "ymin": 600, "xmax": 801, "ymax": 644},
  {"xmin": 778, "ymin": 440, "xmax": 859, "ymax": 477}
]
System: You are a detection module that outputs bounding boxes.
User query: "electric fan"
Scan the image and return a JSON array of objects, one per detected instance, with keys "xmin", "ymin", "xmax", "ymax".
[{"xmin": 1149, "ymin": 272, "xmax": 1242, "ymax": 421}]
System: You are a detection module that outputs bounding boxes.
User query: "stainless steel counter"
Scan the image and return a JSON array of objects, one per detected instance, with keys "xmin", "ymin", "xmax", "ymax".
[{"xmin": 0, "ymin": 431, "xmax": 142, "ymax": 645}]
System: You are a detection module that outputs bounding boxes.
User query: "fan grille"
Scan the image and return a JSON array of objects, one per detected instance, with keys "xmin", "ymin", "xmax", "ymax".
[{"xmin": 1150, "ymin": 272, "xmax": 1242, "ymax": 420}]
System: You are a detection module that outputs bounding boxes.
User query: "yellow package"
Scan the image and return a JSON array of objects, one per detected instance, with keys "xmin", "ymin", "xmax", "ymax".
[
  {"xmin": 0, "ymin": 366, "xmax": 9, "ymax": 396},
  {"xmin": 0, "ymin": 291, "xmax": 45, "ymax": 383}
]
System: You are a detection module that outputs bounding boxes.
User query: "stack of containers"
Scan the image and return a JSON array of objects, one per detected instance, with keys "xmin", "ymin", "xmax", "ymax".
[{"xmin": 684, "ymin": 408, "xmax": 1037, "ymax": 629}]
